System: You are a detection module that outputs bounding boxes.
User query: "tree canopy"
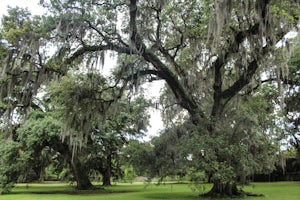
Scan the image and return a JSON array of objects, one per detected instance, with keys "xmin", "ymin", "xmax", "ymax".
[{"xmin": 0, "ymin": 0, "xmax": 299, "ymax": 197}]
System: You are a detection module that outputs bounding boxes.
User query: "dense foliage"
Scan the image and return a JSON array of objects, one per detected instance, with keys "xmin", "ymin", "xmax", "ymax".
[{"xmin": 0, "ymin": 0, "xmax": 299, "ymax": 197}]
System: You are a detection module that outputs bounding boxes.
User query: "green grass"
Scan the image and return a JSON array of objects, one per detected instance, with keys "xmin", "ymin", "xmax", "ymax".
[
  {"xmin": 242, "ymin": 182, "xmax": 300, "ymax": 200},
  {"xmin": 0, "ymin": 182, "xmax": 299, "ymax": 200}
]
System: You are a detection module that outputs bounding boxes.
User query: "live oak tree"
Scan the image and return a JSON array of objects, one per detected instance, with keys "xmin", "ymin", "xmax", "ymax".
[
  {"xmin": 18, "ymin": 111, "xmax": 60, "ymax": 183},
  {"xmin": 82, "ymin": 95, "xmax": 150, "ymax": 186},
  {"xmin": 283, "ymin": 44, "xmax": 300, "ymax": 160},
  {"xmin": 48, "ymin": 73, "xmax": 150, "ymax": 186},
  {"xmin": 1, "ymin": 0, "xmax": 299, "ymax": 197},
  {"xmin": 159, "ymin": 82, "xmax": 280, "ymax": 186},
  {"xmin": 0, "ymin": 8, "xmax": 63, "ymax": 191},
  {"xmin": 1, "ymin": 108, "xmax": 94, "ymax": 190},
  {"xmin": 0, "ymin": 138, "xmax": 28, "ymax": 194},
  {"xmin": 122, "ymin": 140, "xmax": 156, "ymax": 178},
  {"xmin": 0, "ymin": 81, "xmax": 150, "ymax": 191},
  {"xmin": 0, "ymin": 7, "xmax": 149, "ymax": 190},
  {"xmin": 0, "ymin": 6, "xmax": 66, "ymax": 153}
]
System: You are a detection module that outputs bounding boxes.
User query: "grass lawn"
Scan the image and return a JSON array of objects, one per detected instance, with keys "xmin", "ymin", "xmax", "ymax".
[{"xmin": 0, "ymin": 181, "xmax": 299, "ymax": 200}]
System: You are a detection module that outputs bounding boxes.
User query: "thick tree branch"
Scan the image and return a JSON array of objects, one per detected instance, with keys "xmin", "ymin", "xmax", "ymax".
[
  {"xmin": 126, "ymin": 69, "xmax": 164, "ymax": 82},
  {"xmin": 221, "ymin": 27, "xmax": 285, "ymax": 101},
  {"xmin": 85, "ymin": 19, "xmax": 129, "ymax": 48},
  {"xmin": 210, "ymin": 23, "xmax": 259, "ymax": 117},
  {"xmin": 243, "ymin": 75, "xmax": 300, "ymax": 96},
  {"xmin": 211, "ymin": 0, "xmax": 289, "ymax": 117},
  {"xmin": 90, "ymin": 1, "xmax": 126, "ymax": 9},
  {"xmin": 219, "ymin": 0, "xmax": 274, "ymax": 101},
  {"xmin": 128, "ymin": 0, "xmax": 204, "ymax": 119},
  {"xmin": 158, "ymin": 46, "xmax": 190, "ymax": 88},
  {"xmin": 222, "ymin": 59, "xmax": 259, "ymax": 99},
  {"xmin": 65, "ymin": 44, "xmax": 131, "ymax": 64},
  {"xmin": 142, "ymin": 49, "xmax": 203, "ymax": 118}
]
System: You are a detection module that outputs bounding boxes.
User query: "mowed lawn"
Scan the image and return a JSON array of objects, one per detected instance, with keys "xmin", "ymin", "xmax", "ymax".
[{"xmin": 0, "ymin": 181, "xmax": 299, "ymax": 200}]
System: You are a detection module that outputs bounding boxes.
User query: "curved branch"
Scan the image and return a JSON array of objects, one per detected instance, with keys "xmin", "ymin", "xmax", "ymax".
[
  {"xmin": 210, "ymin": 23, "xmax": 261, "ymax": 117},
  {"xmin": 65, "ymin": 44, "xmax": 131, "ymax": 64},
  {"xmin": 222, "ymin": 59, "xmax": 259, "ymax": 99},
  {"xmin": 85, "ymin": 19, "xmax": 129, "ymax": 48},
  {"xmin": 221, "ymin": 28, "xmax": 285, "ymax": 102},
  {"xmin": 142, "ymin": 49, "xmax": 203, "ymax": 118},
  {"xmin": 128, "ymin": 0, "xmax": 204, "ymax": 119},
  {"xmin": 211, "ymin": 0, "xmax": 288, "ymax": 117},
  {"xmin": 126, "ymin": 69, "xmax": 164, "ymax": 81}
]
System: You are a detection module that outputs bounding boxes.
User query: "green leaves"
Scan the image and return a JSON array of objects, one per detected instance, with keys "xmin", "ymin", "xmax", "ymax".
[
  {"xmin": 17, "ymin": 110, "xmax": 61, "ymax": 148},
  {"xmin": 47, "ymin": 72, "xmax": 150, "ymax": 145},
  {"xmin": 0, "ymin": 140, "xmax": 30, "ymax": 194},
  {"xmin": 0, "ymin": 0, "xmax": 298, "ymax": 195},
  {"xmin": 271, "ymin": 0, "xmax": 300, "ymax": 25},
  {"xmin": 122, "ymin": 140, "xmax": 156, "ymax": 177}
]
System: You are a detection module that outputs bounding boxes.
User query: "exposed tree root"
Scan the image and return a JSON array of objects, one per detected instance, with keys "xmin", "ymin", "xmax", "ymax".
[
  {"xmin": 200, "ymin": 181, "xmax": 264, "ymax": 198},
  {"xmin": 200, "ymin": 190, "xmax": 264, "ymax": 198}
]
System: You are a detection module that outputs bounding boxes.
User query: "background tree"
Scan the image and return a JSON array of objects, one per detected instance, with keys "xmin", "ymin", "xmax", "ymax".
[
  {"xmin": 122, "ymin": 140, "xmax": 156, "ymax": 179},
  {"xmin": 16, "ymin": 109, "xmax": 93, "ymax": 190},
  {"xmin": 0, "ymin": 7, "xmax": 58, "ymax": 126},
  {"xmin": 123, "ymin": 126, "xmax": 191, "ymax": 183},
  {"xmin": 48, "ymin": 73, "xmax": 150, "ymax": 186},
  {"xmin": 0, "ymin": 138, "xmax": 29, "ymax": 194},
  {"xmin": 283, "ymin": 44, "xmax": 300, "ymax": 160},
  {"xmin": 151, "ymin": 127, "xmax": 187, "ymax": 181}
]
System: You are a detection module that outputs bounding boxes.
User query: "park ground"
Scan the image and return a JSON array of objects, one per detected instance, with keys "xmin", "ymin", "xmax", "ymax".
[{"xmin": 0, "ymin": 181, "xmax": 299, "ymax": 200}]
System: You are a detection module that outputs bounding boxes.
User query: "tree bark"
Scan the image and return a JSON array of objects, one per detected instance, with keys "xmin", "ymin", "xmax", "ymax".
[
  {"xmin": 70, "ymin": 157, "xmax": 93, "ymax": 190},
  {"xmin": 49, "ymin": 137, "xmax": 93, "ymax": 190},
  {"xmin": 38, "ymin": 167, "xmax": 45, "ymax": 182},
  {"xmin": 102, "ymin": 154, "xmax": 112, "ymax": 186},
  {"xmin": 203, "ymin": 180, "xmax": 241, "ymax": 197}
]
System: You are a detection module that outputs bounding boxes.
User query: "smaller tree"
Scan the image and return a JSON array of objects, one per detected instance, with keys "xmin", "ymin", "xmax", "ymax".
[
  {"xmin": 0, "ymin": 139, "xmax": 29, "ymax": 194},
  {"xmin": 151, "ymin": 127, "xmax": 187, "ymax": 181},
  {"xmin": 13, "ymin": 109, "xmax": 92, "ymax": 190},
  {"xmin": 122, "ymin": 140, "xmax": 156, "ymax": 179},
  {"xmin": 283, "ymin": 44, "xmax": 300, "ymax": 160},
  {"xmin": 48, "ymin": 73, "xmax": 150, "ymax": 186},
  {"xmin": 84, "ymin": 96, "xmax": 150, "ymax": 186}
]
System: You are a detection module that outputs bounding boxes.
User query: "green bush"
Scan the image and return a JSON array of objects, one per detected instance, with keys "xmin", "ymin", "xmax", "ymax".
[{"xmin": 0, "ymin": 140, "xmax": 29, "ymax": 194}]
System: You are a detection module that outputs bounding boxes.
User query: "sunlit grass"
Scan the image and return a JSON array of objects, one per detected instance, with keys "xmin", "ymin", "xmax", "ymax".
[
  {"xmin": 243, "ymin": 182, "xmax": 300, "ymax": 200},
  {"xmin": 0, "ymin": 181, "xmax": 299, "ymax": 200}
]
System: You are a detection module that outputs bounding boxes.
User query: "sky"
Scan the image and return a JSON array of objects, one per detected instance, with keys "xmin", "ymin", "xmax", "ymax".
[
  {"xmin": 0, "ymin": 0, "xmax": 45, "ymax": 17},
  {"xmin": 0, "ymin": 0, "xmax": 164, "ymax": 140}
]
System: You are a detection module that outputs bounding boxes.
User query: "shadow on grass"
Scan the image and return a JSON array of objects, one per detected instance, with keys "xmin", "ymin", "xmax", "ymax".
[
  {"xmin": 10, "ymin": 185, "xmax": 136, "ymax": 196},
  {"xmin": 28, "ymin": 190, "xmax": 132, "ymax": 195},
  {"xmin": 143, "ymin": 192, "xmax": 200, "ymax": 200}
]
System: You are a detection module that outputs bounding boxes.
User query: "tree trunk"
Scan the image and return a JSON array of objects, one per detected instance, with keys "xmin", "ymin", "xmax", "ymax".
[
  {"xmin": 50, "ymin": 138, "xmax": 93, "ymax": 190},
  {"xmin": 102, "ymin": 154, "xmax": 112, "ymax": 186},
  {"xmin": 38, "ymin": 167, "xmax": 45, "ymax": 182},
  {"xmin": 203, "ymin": 180, "xmax": 241, "ymax": 197},
  {"xmin": 296, "ymin": 147, "xmax": 300, "ymax": 161},
  {"xmin": 70, "ymin": 157, "xmax": 93, "ymax": 190}
]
